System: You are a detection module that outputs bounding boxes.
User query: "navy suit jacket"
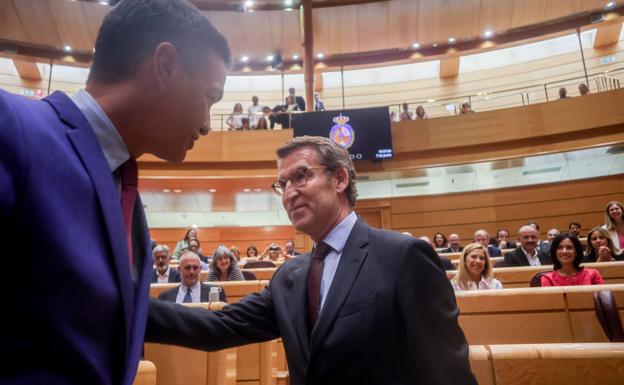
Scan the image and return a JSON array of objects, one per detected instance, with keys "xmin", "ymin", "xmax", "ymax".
[
  {"xmin": 151, "ymin": 267, "xmax": 181, "ymax": 283},
  {"xmin": 0, "ymin": 90, "xmax": 152, "ymax": 385},
  {"xmin": 146, "ymin": 219, "xmax": 476, "ymax": 385}
]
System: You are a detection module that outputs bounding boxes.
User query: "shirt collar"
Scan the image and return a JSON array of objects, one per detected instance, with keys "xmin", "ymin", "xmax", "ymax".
[
  {"xmin": 318, "ymin": 211, "xmax": 358, "ymax": 253},
  {"xmin": 182, "ymin": 281, "xmax": 201, "ymax": 292},
  {"xmin": 70, "ymin": 89, "xmax": 130, "ymax": 172},
  {"xmin": 157, "ymin": 266, "xmax": 170, "ymax": 277},
  {"xmin": 521, "ymin": 246, "xmax": 538, "ymax": 258}
]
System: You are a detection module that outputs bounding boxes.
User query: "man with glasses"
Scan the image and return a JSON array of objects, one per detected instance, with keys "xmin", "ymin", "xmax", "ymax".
[
  {"xmin": 157, "ymin": 251, "xmax": 226, "ymax": 303},
  {"xmin": 147, "ymin": 136, "xmax": 476, "ymax": 385},
  {"xmin": 151, "ymin": 244, "xmax": 181, "ymax": 283}
]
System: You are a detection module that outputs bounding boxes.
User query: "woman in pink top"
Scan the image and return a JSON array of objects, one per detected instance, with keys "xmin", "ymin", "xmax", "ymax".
[{"xmin": 541, "ymin": 234, "xmax": 605, "ymax": 287}]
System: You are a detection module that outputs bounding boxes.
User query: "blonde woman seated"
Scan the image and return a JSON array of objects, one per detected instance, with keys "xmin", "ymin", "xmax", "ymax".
[
  {"xmin": 451, "ymin": 243, "xmax": 503, "ymax": 291},
  {"xmin": 206, "ymin": 246, "xmax": 245, "ymax": 282}
]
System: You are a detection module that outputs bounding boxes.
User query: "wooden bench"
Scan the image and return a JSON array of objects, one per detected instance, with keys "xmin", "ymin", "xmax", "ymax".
[
  {"xmin": 150, "ymin": 280, "xmax": 269, "ymax": 303},
  {"xmin": 470, "ymin": 343, "xmax": 624, "ymax": 385},
  {"xmin": 456, "ymin": 284, "xmax": 624, "ymax": 345},
  {"xmin": 241, "ymin": 268, "xmax": 276, "ymax": 281},
  {"xmin": 132, "ymin": 361, "xmax": 156, "ymax": 385}
]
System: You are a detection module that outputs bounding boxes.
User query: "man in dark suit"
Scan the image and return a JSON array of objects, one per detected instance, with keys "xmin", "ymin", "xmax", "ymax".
[
  {"xmin": 313, "ymin": 92, "xmax": 325, "ymax": 111},
  {"xmin": 496, "ymin": 229, "xmax": 517, "ymax": 249},
  {"xmin": 0, "ymin": 1, "xmax": 229, "ymax": 384},
  {"xmin": 286, "ymin": 87, "xmax": 306, "ymax": 111},
  {"xmin": 152, "ymin": 245, "xmax": 181, "ymax": 284},
  {"xmin": 474, "ymin": 229, "xmax": 501, "ymax": 256},
  {"xmin": 284, "ymin": 240, "xmax": 301, "ymax": 257},
  {"xmin": 146, "ymin": 136, "xmax": 476, "ymax": 385},
  {"xmin": 443, "ymin": 233, "xmax": 463, "ymax": 253},
  {"xmin": 503, "ymin": 225, "xmax": 552, "ymax": 267},
  {"xmin": 158, "ymin": 252, "xmax": 226, "ymax": 303}
]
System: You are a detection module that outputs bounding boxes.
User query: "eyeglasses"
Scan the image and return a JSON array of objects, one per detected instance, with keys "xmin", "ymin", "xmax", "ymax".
[{"xmin": 271, "ymin": 166, "xmax": 327, "ymax": 196}]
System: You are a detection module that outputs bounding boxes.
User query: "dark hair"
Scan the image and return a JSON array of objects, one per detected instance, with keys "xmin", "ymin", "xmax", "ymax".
[
  {"xmin": 568, "ymin": 222, "xmax": 581, "ymax": 229},
  {"xmin": 188, "ymin": 237, "xmax": 200, "ymax": 249},
  {"xmin": 276, "ymin": 136, "xmax": 358, "ymax": 207},
  {"xmin": 89, "ymin": 0, "xmax": 231, "ymax": 83},
  {"xmin": 210, "ymin": 245, "xmax": 235, "ymax": 275},
  {"xmin": 550, "ymin": 233, "xmax": 584, "ymax": 270},
  {"xmin": 496, "ymin": 229, "xmax": 509, "ymax": 238},
  {"xmin": 433, "ymin": 232, "xmax": 447, "ymax": 248},
  {"xmin": 183, "ymin": 228, "xmax": 197, "ymax": 242},
  {"xmin": 246, "ymin": 244, "xmax": 258, "ymax": 257}
]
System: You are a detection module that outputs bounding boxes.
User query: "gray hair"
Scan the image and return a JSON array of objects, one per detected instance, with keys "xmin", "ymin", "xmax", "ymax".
[
  {"xmin": 276, "ymin": 136, "xmax": 358, "ymax": 207},
  {"xmin": 212, "ymin": 245, "xmax": 234, "ymax": 260},
  {"xmin": 152, "ymin": 244, "xmax": 170, "ymax": 257},
  {"xmin": 179, "ymin": 250, "xmax": 200, "ymax": 265}
]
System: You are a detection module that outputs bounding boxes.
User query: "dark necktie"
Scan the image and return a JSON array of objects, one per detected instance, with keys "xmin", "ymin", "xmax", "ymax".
[
  {"xmin": 120, "ymin": 158, "xmax": 138, "ymax": 268},
  {"xmin": 183, "ymin": 287, "xmax": 192, "ymax": 303},
  {"xmin": 307, "ymin": 242, "xmax": 331, "ymax": 329}
]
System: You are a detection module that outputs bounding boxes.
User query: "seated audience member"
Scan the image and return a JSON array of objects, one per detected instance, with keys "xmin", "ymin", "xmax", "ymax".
[
  {"xmin": 443, "ymin": 233, "xmax": 463, "ymax": 253},
  {"xmin": 474, "ymin": 229, "xmax": 500, "ymax": 256},
  {"xmin": 547, "ymin": 228, "xmax": 561, "ymax": 243},
  {"xmin": 261, "ymin": 243, "xmax": 285, "ymax": 262},
  {"xmin": 230, "ymin": 246, "xmax": 241, "ymax": 261},
  {"xmin": 459, "ymin": 102, "xmax": 475, "ymax": 114},
  {"xmin": 568, "ymin": 222, "xmax": 582, "ymax": 238},
  {"xmin": 255, "ymin": 110, "xmax": 269, "ymax": 130},
  {"xmin": 389, "ymin": 111, "xmax": 399, "ymax": 122},
  {"xmin": 188, "ymin": 238, "xmax": 209, "ymax": 267},
  {"xmin": 151, "ymin": 245, "xmax": 180, "ymax": 284},
  {"xmin": 284, "ymin": 240, "xmax": 300, "ymax": 257},
  {"xmin": 415, "ymin": 105, "xmax": 428, "ymax": 119},
  {"xmin": 433, "ymin": 232, "xmax": 448, "ymax": 249},
  {"xmin": 399, "ymin": 103, "xmax": 413, "ymax": 121},
  {"xmin": 173, "ymin": 227, "xmax": 198, "ymax": 260},
  {"xmin": 496, "ymin": 228, "xmax": 517, "ymax": 249},
  {"xmin": 269, "ymin": 104, "xmax": 287, "ymax": 129},
  {"xmin": 248, "ymin": 95, "xmax": 264, "ymax": 128},
  {"xmin": 158, "ymin": 251, "xmax": 227, "ymax": 303},
  {"xmin": 420, "ymin": 236, "xmax": 455, "ymax": 271},
  {"xmin": 246, "ymin": 244, "xmax": 258, "ymax": 258},
  {"xmin": 314, "ymin": 92, "xmax": 325, "ymax": 111},
  {"xmin": 541, "ymin": 234, "xmax": 604, "ymax": 286},
  {"xmin": 451, "ymin": 243, "xmax": 503, "ymax": 291},
  {"xmin": 226, "ymin": 103, "xmax": 245, "ymax": 130},
  {"xmin": 285, "ymin": 87, "xmax": 305, "ymax": 111},
  {"xmin": 558, "ymin": 87, "xmax": 568, "ymax": 99},
  {"xmin": 526, "ymin": 221, "xmax": 549, "ymax": 253},
  {"xmin": 502, "ymin": 225, "xmax": 551, "ymax": 267},
  {"xmin": 578, "ymin": 83, "xmax": 590, "ymax": 96},
  {"xmin": 240, "ymin": 117, "xmax": 251, "ymax": 130},
  {"xmin": 583, "ymin": 227, "xmax": 624, "ymax": 263},
  {"xmin": 602, "ymin": 200, "xmax": 624, "ymax": 252},
  {"xmin": 207, "ymin": 246, "xmax": 245, "ymax": 282}
]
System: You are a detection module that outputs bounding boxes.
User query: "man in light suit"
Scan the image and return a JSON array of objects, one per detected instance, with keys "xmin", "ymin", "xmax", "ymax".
[
  {"xmin": 0, "ymin": 1, "xmax": 229, "ymax": 384},
  {"xmin": 158, "ymin": 251, "xmax": 227, "ymax": 303},
  {"xmin": 151, "ymin": 245, "xmax": 181, "ymax": 284},
  {"xmin": 146, "ymin": 136, "xmax": 476, "ymax": 385}
]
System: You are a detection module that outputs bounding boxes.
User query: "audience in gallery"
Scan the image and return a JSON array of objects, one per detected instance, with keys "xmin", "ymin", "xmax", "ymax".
[
  {"xmin": 443, "ymin": 233, "xmax": 463, "ymax": 253},
  {"xmin": 602, "ymin": 200, "xmax": 624, "ymax": 252},
  {"xmin": 578, "ymin": 83, "xmax": 590, "ymax": 96},
  {"xmin": 459, "ymin": 102, "xmax": 475, "ymax": 114},
  {"xmin": 433, "ymin": 232, "xmax": 448, "ymax": 249},
  {"xmin": 246, "ymin": 244, "xmax": 259, "ymax": 258},
  {"xmin": 399, "ymin": 103, "xmax": 428, "ymax": 121},
  {"xmin": 583, "ymin": 227, "xmax": 624, "ymax": 263},
  {"xmin": 313, "ymin": 92, "xmax": 325, "ymax": 111},
  {"xmin": 451, "ymin": 243, "xmax": 503, "ymax": 291},
  {"xmin": 400, "ymin": 102, "xmax": 414, "ymax": 121},
  {"xmin": 230, "ymin": 245, "xmax": 241, "ymax": 261},
  {"xmin": 226, "ymin": 103, "xmax": 245, "ymax": 130},
  {"xmin": 247, "ymin": 95, "xmax": 264, "ymax": 128},
  {"xmin": 541, "ymin": 234, "xmax": 605, "ymax": 287},
  {"xmin": 547, "ymin": 228, "xmax": 561, "ymax": 242},
  {"xmin": 496, "ymin": 228, "xmax": 517, "ymax": 249},
  {"xmin": 559, "ymin": 87, "xmax": 568, "ymax": 99},
  {"xmin": 568, "ymin": 222, "xmax": 582, "ymax": 238},
  {"xmin": 151, "ymin": 245, "xmax": 181, "ymax": 284},
  {"xmin": 206, "ymin": 246, "xmax": 245, "ymax": 282},
  {"xmin": 260, "ymin": 243, "xmax": 287, "ymax": 262},
  {"xmin": 499, "ymin": 225, "xmax": 551, "ymax": 267},
  {"xmin": 158, "ymin": 251, "xmax": 227, "ymax": 303},
  {"xmin": 187, "ymin": 238, "xmax": 210, "ymax": 270},
  {"xmin": 285, "ymin": 87, "xmax": 306, "ymax": 111},
  {"xmin": 474, "ymin": 229, "xmax": 501, "ymax": 257},
  {"xmin": 172, "ymin": 227, "xmax": 199, "ymax": 260}
]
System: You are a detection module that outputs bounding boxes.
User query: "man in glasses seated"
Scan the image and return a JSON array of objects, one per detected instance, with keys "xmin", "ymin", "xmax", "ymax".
[
  {"xmin": 146, "ymin": 136, "xmax": 476, "ymax": 385},
  {"xmin": 151, "ymin": 245, "xmax": 180, "ymax": 284}
]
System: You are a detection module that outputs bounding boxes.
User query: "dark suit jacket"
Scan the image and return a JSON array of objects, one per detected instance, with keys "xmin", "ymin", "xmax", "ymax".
[
  {"xmin": 286, "ymin": 95, "xmax": 306, "ymax": 111},
  {"xmin": 147, "ymin": 219, "xmax": 476, "ymax": 385},
  {"xmin": 443, "ymin": 246, "xmax": 463, "ymax": 253},
  {"xmin": 503, "ymin": 247, "xmax": 552, "ymax": 267},
  {"xmin": 151, "ymin": 267, "xmax": 181, "ymax": 283},
  {"xmin": 0, "ymin": 90, "xmax": 152, "ymax": 384},
  {"xmin": 158, "ymin": 283, "xmax": 227, "ymax": 303}
]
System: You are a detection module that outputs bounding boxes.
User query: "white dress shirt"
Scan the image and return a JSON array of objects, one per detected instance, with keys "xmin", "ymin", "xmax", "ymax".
[
  {"xmin": 317, "ymin": 211, "xmax": 358, "ymax": 311},
  {"xmin": 156, "ymin": 266, "xmax": 171, "ymax": 284},
  {"xmin": 452, "ymin": 277, "xmax": 503, "ymax": 291},
  {"xmin": 175, "ymin": 281, "xmax": 201, "ymax": 304},
  {"xmin": 521, "ymin": 247, "xmax": 541, "ymax": 266}
]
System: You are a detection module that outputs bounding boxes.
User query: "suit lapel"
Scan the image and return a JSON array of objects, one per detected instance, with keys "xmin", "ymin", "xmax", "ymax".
[
  {"xmin": 44, "ymin": 91, "xmax": 134, "ymax": 346},
  {"xmin": 309, "ymin": 219, "xmax": 370, "ymax": 356}
]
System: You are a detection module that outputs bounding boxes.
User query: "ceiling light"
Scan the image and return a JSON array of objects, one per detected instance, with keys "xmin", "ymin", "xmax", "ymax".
[
  {"xmin": 98, "ymin": 1, "xmax": 109, "ymax": 4},
  {"xmin": 253, "ymin": 188, "xmax": 262, "ymax": 192},
  {"xmin": 427, "ymin": 99, "xmax": 436, "ymax": 103},
  {"xmin": 448, "ymin": 37, "xmax": 456, "ymax": 44},
  {"xmin": 484, "ymin": 30, "xmax": 494, "ymax": 39},
  {"xmin": 292, "ymin": 54, "xmax": 299, "ymax": 60},
  {"xmin": 432, "ymin": 43, "xmax": 438, "ymax": 48},
  {"xmin": 284, "ymin": 0, "xmax": 293, "ymax": 5},
  {"xmin": 63, "ymin": 45, "xmax": 73, "ymax": 53},
  {"xmin": 243, "ymin": 188, "xmax": 251, "ymax": 192},
  {"xmin": 173, "ymin": 189, "xmax": 182, "ymax": 193},
  {"xmin": 241, "ymin": 55, "xmax": 249, "ymax": 62},
  {"xmin": 208, "ymin": 188, "xmax": 217, "ymax": 193},
  {"xmin": 191, "ymin": 224, "xmax": 198, "ymax": 229},
  {"xmin": 412, "ymin": 42, "xmax": 420, "ymax": 49},
  {"xmin": 162, "ymin": 189, "xmax": 171, "ymax": 193},
  {"xmin": 316, "ymin": 52, "xmax": 324, "ymax": 59},
  {"xmin": 245, "ymin": 0, "xmax": 254, "ymax": 7},
  {"xmin": 605, "ymin": 1, "xmax": 616, "ymax": 9},
  {"xmin": 266, "ymin": 55, "xmax": 275, "ymax": 62}
]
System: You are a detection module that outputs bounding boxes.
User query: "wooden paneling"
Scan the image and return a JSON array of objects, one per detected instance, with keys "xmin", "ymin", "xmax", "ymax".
[
  {"xmin": 0, "ymin": 1, "xmax": 27, "ymax": 42},
  {"xmin": 440, "ymin": 57, "xmax": 459, "ymax": 78},
  {"xmin": 312, "ymin": 7, "xmax": 331, "ymax": 56},
  {"xmin": 478, "ymin": 0, "xmax": 514, "ymax": 36},
  {"xmin": 48, "ymin": 0, "xmax": 94, "ymax": 51},
  {"xmin": 12, "ymin": 0, "xmax": 62, "ymax": 48},
  {"xmin": 448, "ymin": 0, "xmax": 481, "ymax": 39},
  {"xmin": 594, "ymin": 21, "xmax": 624, "ymax": 48},
  {"xmin": 357, "ymin": 2, "xmax": 388, "ymax": 52},
  {"xmin": 544, "ymin": 0, "xmax": 582, "ymax": 20},
  {"xmin": 418, "ymin": 0, "xmax": 449, "ymax": 44},
  {"xmin": 387, "ymin": 0, "xmax": 419, "ymax": 48},
  {"xmin": 328, "ymin": 5, "xmax": 358, "ymax": 55},
  {"xmin": 82, "ymin": 2, "xmax": 109, "ymax": 42},
  {"xmin": 12, "ymin": 59, "xmax": 41, "ymax": 80},
  {"xmin": 511, "ymin": 0, "xmax": 547, "ymax": 28}
]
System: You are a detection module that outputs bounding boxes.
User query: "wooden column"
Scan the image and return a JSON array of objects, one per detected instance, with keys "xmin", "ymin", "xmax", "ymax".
[{"xmin": 302, "ymin": 0, "xmax": 314, "ymax": 112}]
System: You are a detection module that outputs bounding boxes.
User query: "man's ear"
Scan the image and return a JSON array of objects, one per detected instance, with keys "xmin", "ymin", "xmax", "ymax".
[
  {"xmin": 334, "ymin": 167, "xmax": 349, "ymax": 194},
  {"xmin": 152, "ymin": 42, "xmax": 179, "ymax": 90}
]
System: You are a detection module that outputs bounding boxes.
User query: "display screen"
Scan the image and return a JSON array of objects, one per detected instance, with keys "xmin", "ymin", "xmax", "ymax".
[{"xmin": 292, "ymin": 106, "xmax": 393, "ymax": 161}]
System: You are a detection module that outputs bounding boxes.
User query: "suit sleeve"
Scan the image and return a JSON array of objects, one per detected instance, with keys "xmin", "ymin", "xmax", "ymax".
[
  {"xmin": 0, "ymin": 94, "xmax": 26, "ymax": 220},
  {"xmin": 397, "ymin": 239, "xmax": 477, "ymax": 385},
  {"xmin": 145, "ymin": 283, "xmax": 280, "ymax": 351}
]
